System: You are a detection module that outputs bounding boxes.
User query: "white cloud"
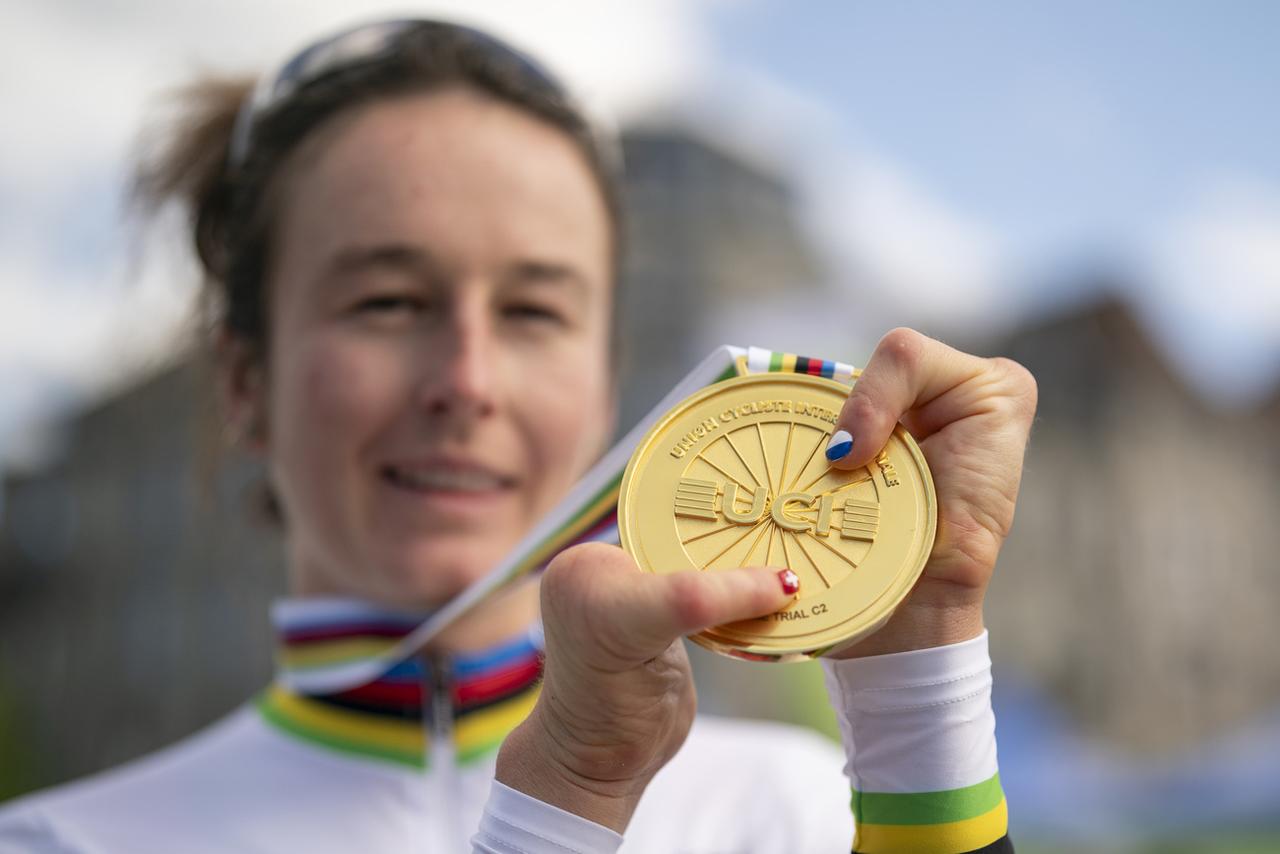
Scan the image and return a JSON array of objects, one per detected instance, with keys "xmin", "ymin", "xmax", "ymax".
[
  {"xmin": 1138, "ymin": 175, "xmax": 1280, "ymax": 406},
  {"xmin": 808, "ymin": 148, "xmax": 1007, "ymax": 324},
  {"xmin": 0, "ymin": 213, "xmax": 201, "ymax": 467},
  {"xmin": 654, "ymin": 63, "xmax": 1010, "ymax": 334},
  {"xmin": 1160, "ymin": 179, "xmax": 1280, "ymax": 325}
]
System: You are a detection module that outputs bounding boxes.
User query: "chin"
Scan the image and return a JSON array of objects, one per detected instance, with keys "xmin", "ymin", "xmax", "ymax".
[{"xmin": 376, "ymin": 540, "xmax": 506, "ymax": 610}]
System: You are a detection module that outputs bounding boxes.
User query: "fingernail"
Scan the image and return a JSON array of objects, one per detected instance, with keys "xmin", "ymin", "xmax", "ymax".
[
  {"xmin": 825, "ymin": 429, "xmax": 853, "ymax": 461},
  {"xmin": 778, "ymin": 569, "xmax": 800, "ymax": 596}
]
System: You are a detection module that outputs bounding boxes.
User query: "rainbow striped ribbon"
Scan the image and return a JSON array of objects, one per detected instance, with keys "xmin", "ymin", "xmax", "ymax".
[
  {"xmin": 745, "ymin": 346, "xmax": 857, "ymax": 381},
  {"xmin": 284, "ymin": 345, "xmax": 857, "ymax": 694}
]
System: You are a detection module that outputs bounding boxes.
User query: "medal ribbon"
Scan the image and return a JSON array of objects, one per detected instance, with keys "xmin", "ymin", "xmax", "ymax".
[{"xmin": 285, "ymin": 345, "xmax": 857, "ymax": 693}]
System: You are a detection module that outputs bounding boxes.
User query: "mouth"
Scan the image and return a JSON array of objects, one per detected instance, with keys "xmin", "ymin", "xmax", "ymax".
[{"xmin": 380, "ymin": 461, "xmax": 519, "ymax": 496}]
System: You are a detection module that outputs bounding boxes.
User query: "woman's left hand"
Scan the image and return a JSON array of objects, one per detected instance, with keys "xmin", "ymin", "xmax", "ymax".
[
  {"xmin": 496, "ymin": 546, "xmax": 795, "ymax": 832},
  {"xmin": 825, "ymin": 327, "xmax": 1038, "ymax": 658}
]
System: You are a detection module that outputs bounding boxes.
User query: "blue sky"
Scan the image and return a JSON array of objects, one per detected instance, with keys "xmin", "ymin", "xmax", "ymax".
[{"xmin": 712, "ymin": 1, "xmax": 1279, "ymax": 260}]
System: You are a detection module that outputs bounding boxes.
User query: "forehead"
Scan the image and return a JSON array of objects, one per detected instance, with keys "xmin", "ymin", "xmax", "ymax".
[{"xmin": 272, "ymin": 87, "xmax": 611, "ymax": 277}]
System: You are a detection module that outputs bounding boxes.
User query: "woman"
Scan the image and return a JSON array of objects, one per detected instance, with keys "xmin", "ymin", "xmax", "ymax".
[{"xmin": 0, "ymin": 19, "xmax": 1036, "ymax": 853}]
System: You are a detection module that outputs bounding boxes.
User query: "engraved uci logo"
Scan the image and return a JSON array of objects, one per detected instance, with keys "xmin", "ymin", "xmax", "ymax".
[{"xmin": 674, "ymin": 478, "xmax": 879, "ymax": 542}]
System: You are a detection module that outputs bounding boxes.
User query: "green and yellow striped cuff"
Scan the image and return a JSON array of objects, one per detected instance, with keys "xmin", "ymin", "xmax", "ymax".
[{"xmin": 852, "ymin": 773, "xmax": 1008, "ymax": 853}]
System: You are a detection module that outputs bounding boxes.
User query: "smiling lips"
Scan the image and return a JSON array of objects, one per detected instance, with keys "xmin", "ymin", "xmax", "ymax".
[{"xmin": 381, "ymin": 459, "xmax": 517, "ymax": 494}]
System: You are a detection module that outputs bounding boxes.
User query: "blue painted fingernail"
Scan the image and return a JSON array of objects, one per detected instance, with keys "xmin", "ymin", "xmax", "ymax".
[{"xmin": 825, "ymin": 429, "xmax": 853, "ymax": 461}]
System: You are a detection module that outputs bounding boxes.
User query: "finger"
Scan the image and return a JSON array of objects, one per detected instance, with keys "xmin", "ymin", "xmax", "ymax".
[
  {"xmin": 827, "ymin": 327, "xmax": 987, "ymax": 470},
  {"xmin": 542, "ymin": 544, "xmax": 796, "ymax": 657},
  {"xmin": 637, "ymin": 566, "xmax": 798, "ymax": 645}
]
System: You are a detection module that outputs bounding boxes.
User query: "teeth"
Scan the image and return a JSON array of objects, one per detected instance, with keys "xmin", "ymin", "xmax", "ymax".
[{"xmin": 387, "ymin": 467, "xmax": 506, "ymax": 492}]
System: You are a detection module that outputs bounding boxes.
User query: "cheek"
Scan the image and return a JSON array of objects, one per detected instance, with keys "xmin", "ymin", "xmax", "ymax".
[
  {"xmin": 270, "ymin": 334, "xmax": 404, "ymax": 479},
  {"xmin": 517, "ymin": 358, "xmax": 611, "ymax": 486}
]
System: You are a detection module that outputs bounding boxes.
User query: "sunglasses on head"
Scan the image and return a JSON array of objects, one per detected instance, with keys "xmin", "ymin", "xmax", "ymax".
[{"xmin": 227, "ymin": 18, "xmax": 576, "ymax": 169}]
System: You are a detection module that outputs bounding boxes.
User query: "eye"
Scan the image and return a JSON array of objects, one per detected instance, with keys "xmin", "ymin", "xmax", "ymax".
[
  {"xmin": 502, "ymin": 303, "xmax": 564, "ymax": 324},
  {"xmin": 353, "ymin": 295, "xmax": 424, "ymax": 314}
]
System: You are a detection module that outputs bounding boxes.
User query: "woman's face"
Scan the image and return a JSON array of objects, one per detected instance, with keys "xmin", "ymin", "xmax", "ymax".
[{"xmin": 247, "ymin": 88, "xmax": 614, "ymax": 609}]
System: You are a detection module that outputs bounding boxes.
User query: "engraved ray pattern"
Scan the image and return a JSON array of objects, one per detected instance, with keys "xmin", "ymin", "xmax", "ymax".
[
  {"xmin": 693, "ymin": 440, "xmax": 756, "ymax": 493},
  {"xmin": 776, "ymin": 421, "xmax": 796, "ymax": 495},
  {"xmin": 701, "ymin": 516, "xmax": 768, "ymax": 570},
  {"xmin": 809, "ymin": 471, "xmax": 873, "ymax": 499},
  {"xmin": 756, "ymin": 423, "xmax": 776, "ymax": 495},
  {"xmin": 723, "ymin": 429, "xmax": 766, "ymax": 491},
  {"xmin": 783, "ymin": 430, "xmax": 827, "ymax": 494},
  {"xmin": 789, "ymin": 532, "xmax": 833, "ymax": 588}
]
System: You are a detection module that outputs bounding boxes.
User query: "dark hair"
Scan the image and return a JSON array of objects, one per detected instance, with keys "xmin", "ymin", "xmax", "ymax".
[{"xmin": 135, "ymin": 20, "xmax": 622, "ymax": 368}]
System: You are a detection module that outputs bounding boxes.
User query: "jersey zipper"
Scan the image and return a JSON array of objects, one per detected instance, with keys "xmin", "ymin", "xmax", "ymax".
[{"xmin": 426, "ymin": 651, "xmax": 463, "ymax": 849}]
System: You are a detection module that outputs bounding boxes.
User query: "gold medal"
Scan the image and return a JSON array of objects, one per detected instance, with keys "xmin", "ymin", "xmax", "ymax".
[{"xmin": 618, "ymin": 370, "xmax": 936, "ymax": 662}]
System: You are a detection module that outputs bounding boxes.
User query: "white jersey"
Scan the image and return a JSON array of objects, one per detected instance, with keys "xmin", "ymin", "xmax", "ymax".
[{"xmin": 0, "ymin": 600, "xmax": 1006, "ymax": 853}]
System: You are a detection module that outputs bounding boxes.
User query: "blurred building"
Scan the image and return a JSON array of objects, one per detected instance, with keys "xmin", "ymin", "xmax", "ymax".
[
  {"xmin": 982, "ymin": 294, "xmax": 1280, "ymax": 754},
  {"xmin": 612, "ymin": 126, "xmax": 824, "ymax": 429},
  {"xmin": 0, "ymin": 126, "xmax": 824, "ymax": 796},
  {"xmin": 0, "ymin": 358, "xmax": 284, "ymax": 798}
]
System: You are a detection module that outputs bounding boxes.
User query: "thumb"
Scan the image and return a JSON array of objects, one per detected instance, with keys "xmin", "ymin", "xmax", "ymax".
[
  {"xmin": 640, "ymin": 563, "xmax": 798, "ymax": 645},
  {"xmin": 542, "ymin": 544, "xmax": 799, "ymax": 663},
  {"xmin": 623, "ymin": 565, "xmax": 799, "ymax": 654}
]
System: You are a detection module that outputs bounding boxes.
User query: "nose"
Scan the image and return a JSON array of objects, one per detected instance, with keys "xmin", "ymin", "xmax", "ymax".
[{"xmin": 417, "ymin": 297, "xmax": 498, "ymax": 422}]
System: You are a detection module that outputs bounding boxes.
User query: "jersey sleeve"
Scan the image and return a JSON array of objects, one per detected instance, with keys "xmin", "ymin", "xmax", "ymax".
[
  {"xmin": 821, "ymin": 630, "xmax": 1012, "ymax": 853},
  {"xmin": 470, "ymin": 779, "xmax": 623, "ymax": 854}
]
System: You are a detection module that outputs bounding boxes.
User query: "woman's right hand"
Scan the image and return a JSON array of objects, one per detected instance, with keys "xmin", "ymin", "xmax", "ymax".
[{"xmin": 495, "ymin": 542, "xmax": 796, "ymax": 832}]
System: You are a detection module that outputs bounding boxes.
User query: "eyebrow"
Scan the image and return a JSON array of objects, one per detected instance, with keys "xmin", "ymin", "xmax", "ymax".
[
  {"xmin": 322, "ymin": 243, "xmax": 593, "ymax": 299},
  {"xmin": 503, "ymin": 260, "xmax": 592, "ymax": 299},
  {"xmin": 327, "ymin": 243, "xmax": 439, "ymax": 278}
]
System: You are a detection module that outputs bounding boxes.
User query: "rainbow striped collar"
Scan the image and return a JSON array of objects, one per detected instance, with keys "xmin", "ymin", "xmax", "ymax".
[{"xmin": 257, "ymin": 598, "xmax": 543, "ymax": 770}]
